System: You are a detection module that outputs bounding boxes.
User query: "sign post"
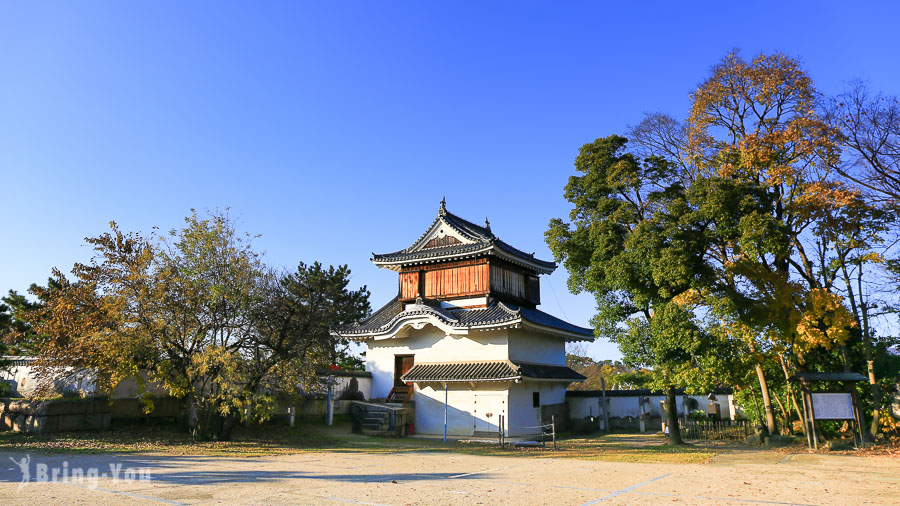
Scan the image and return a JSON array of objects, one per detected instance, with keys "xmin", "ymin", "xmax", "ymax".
[
  {"xmin": 791, "ymin": 372, "xmax": 867, "ymax": 450},
  {"xmin": 443, "ymin": 382, "xmax": 448, "ymax": 443}
]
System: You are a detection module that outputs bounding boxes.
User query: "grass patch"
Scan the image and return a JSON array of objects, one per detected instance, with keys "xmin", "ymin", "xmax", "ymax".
[{"xmin": 0, "ymin": 421, "xmax": 718, "ymax": 463}]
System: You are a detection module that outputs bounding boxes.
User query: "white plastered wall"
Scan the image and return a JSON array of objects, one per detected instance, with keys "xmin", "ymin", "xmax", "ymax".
[
  {"xmin": 507, "ymin": 329, "xmax": 566, "ymax": 365},
  {"xmin": 412, "ymin": 382, "xmax": 509, "ymax": 436},
  {"xmin": 365, "ymin": 326, "xmax": 509, "ymax": 400},
  {"xmin": 506, "ymin": 380, "xmax": 568, "ymax": 436}
]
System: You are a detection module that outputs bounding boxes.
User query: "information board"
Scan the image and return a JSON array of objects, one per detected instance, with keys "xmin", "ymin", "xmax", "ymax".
[{"xmin": 811, "ymin": 393, "xmax": 854, "ymax": 420}]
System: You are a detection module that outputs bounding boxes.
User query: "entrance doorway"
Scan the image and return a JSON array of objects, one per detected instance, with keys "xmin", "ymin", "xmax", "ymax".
[
  {"xmin": 394, "ymin": 355, "xmax": 414, "ymax": 386},
  {"xmin": 473, "ymin": 393, "xmax": 506, "ymax": 435}
]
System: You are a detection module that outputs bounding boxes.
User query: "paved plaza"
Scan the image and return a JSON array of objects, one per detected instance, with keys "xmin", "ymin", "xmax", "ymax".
[{"xmin": 1, "ymin": 448, "xmax": 898, "ymax": 505}]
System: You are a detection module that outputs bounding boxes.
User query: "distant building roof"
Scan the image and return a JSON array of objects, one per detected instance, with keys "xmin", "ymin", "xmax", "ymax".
[
  {"xmin": 401, "ymin": 360, "xmax": 585, "ymax": 383},
  {"xmin": 314, "ymin": 369, "xmax": 373, "ymax": 378},
  {"xmin": 566, "ymin": 387, "xmax": 734, "ymax": 398},
  {"xmin": 334, "ymin": 296, "xmax": 595, "ymax": 342},
  {"xmin": 371, "ymin": 200, "xmax": 556, "ymax": 274},
  {"xmin": 791, "ymin": 372, "xmax": 868, "ymax": 383}
]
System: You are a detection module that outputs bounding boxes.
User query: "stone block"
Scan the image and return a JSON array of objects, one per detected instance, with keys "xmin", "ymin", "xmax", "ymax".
[
  {"xmin": 83, "ymin": 413, "xmax": 106, "ymax": 430},
  {"xmin": 57, "ymin": 414, "xmax": 88, "ymax": 432},
  {"xmin": 28, "ymin": 416, "xmax": 58, "ymax": 434},
  {"xmin": 91, "ymin": 397, "xmax": 111, "ymax": 414},
  {"xmin": 11, "ymin": 413, "xmax": 27, "ymax": 432},
  {"xmin": 9, "ymin": 400, "xmax": 35, "ymax": 413},
  {"xmin": 35, "ymin": 400, "xmax": 88, "ymax": 416}
]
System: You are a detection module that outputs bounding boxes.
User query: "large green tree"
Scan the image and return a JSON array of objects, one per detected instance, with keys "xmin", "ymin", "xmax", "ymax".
[{"xmin": 547, "ymin": 135, "xmax": 717, "ymax": 445}]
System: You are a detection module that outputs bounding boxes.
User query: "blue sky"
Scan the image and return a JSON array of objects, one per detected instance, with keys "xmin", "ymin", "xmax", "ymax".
[{"xmin": 2, "ymin": 2, "xmax": 899, "ymax": 360}]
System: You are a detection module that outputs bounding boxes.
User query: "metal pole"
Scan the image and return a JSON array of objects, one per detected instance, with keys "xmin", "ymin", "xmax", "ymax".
[
  {"xmin": 639, "ymin": 397, "xmax": 646, "ymax": 433},
  {"xmin": 552, "ymin": 415, "xmax": 557, "ymax": 450},
  {"xmin": 326, "ymin": 376, "xmax": 334, "ymax": 426},
  {"xmin": 289, "ymin": 407, "xmax": 295, "ymax": 427},
  {"xmin": 600, "ymin": 377, "xmax": 610, "ymax": 432},
  {"xmin": 443, "ymin": 382, "xmax": 448, "ymax": 443}
]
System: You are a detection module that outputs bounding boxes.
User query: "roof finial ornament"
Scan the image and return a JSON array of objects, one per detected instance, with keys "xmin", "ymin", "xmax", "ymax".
[
  {"xmin": 485, "ymin": 217, "xmax": 491, "ymax": 233},
  {"xmin": 439, "ymin": 196, "xmax": 447, "ymax": 216}
]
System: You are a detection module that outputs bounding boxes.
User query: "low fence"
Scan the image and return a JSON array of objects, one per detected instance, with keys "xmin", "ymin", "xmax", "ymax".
[{"xmin": 678, "ymin": 419, "xmax": 752, "ymax": 441}]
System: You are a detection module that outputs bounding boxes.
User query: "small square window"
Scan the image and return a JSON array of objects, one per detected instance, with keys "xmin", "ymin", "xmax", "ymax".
[{"xmin": 532, "ymin": 392, "xmax": 540, "ymax": 408}]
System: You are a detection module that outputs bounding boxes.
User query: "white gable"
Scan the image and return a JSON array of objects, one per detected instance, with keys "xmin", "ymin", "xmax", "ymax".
[{"xmin": 406, "ymin": 216, "xmax": 476, "ymax": 252}]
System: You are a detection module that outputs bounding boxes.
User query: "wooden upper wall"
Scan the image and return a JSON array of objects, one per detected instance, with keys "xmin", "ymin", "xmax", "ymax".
[{"xmin": 398, "ymin": 257, "xmax": 540, "ymax": 307}]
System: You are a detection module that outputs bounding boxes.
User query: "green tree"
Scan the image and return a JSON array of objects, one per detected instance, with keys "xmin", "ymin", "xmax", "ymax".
[
  {"xmin": 547, "ymin": 135, "xmax": 717, "ymax": 445},
  {"xmin": 566, "ymin": 354, "xmax": 651, "ymax": 391},
  {"xmin": 0, "ymin": 286, "xmax": 48, "ymax": 355}
]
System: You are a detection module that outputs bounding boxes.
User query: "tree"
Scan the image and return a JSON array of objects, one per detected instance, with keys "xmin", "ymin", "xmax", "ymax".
[
  {"xmin": 825, "ymin": 81, "xmax": 900, "ymax": 437},
  {"xmin": 30, "ymin": 210, "xmax": 369, "ymax": 440},
  {"xmin": 0, "ymin": 286, "xmax": 47, "ymax": 355},
  {"xmin": 827, "ymin": 80, "xmax": 900, "ymax": 205},
  {"xmin": 547, "ymin": 135, "xmax": 717, "ymax": 445},
  {"xmin": 566, "ymin": 354, "xmax": 651, "ymax": 391},
  {"xmin": 627, "ymin": 53, "xmax": 866, "ymax": 436}
]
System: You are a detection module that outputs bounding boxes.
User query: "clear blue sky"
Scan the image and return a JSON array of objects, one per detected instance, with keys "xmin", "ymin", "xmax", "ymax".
[{"xmin": 2, "ymin": 2, "xmax": 898, "ymax": 361}]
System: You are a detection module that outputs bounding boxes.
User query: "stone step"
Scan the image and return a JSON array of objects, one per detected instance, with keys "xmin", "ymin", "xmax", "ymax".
[
  {"xmin": 361, "ymin": 428, "xmax": 398, "ymax": 437},
  {"xmin": 364, "ymin": 417, "xmax": 388, "ymax": 426},
  {"xmin": 362, "ymin": 421, "xmax": 388, "ymax": 430}
]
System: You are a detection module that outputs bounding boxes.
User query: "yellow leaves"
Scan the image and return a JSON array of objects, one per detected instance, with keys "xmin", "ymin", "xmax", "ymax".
[
  {"xmin": 671, "ymin": 288, "xmax": 701, "ymax": 308},
  {"xmin": 793, "ymin": 181, "xmax": 860, "ymax": 221},
  {"xmin": 861, "ymin": 251, "xmax": 885, "ymax": 264},
  {"xmin": 794, "ymin": 288, "xmax": 856, "ymax": 353},
  {"xmin": 686, "ymin": 51, "xmax": 840, "ymax": 195}
]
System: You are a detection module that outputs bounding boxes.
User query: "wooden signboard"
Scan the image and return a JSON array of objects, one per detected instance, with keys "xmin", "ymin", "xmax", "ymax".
[{"xmin": 811, "ymin": 393, "xmax": 855, "ymax": 420}]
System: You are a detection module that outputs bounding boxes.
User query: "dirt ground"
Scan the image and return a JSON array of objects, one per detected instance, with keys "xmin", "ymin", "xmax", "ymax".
[{"xmin": 1, "ymin": 446, "xmax": 898, "ymax": 505}]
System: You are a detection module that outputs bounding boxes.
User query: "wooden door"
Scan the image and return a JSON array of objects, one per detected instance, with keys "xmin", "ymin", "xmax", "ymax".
[
  {"xmin": 473, "ymin": 393, "xmax": 506, "ymax": 435},
  {"xmin": 394, "ymin": 355, "xmax": 414, "ymax": 386}
]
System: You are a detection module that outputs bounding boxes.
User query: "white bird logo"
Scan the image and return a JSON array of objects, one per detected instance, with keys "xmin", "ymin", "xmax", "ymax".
[{"xmin": 10, "ymin": 454, "xmax": 30, "ymax": 490}]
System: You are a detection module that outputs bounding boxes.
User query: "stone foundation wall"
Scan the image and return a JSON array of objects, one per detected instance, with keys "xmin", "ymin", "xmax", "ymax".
[
  {"xmin": 0, "ymin": 397, "xmax": 111, "ymax": 434},
  {"xmin": 109, "ymin": 397, "xmax": 181, "ymax": 419}
]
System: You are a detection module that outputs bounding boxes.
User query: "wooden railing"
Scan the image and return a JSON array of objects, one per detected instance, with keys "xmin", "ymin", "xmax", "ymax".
[{"xmin": 678, "ymin": 419, "xmax": 752, "ymax": 441}]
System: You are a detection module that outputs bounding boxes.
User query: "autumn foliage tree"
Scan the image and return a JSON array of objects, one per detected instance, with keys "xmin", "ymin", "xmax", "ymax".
[
  {"xmin": 554, "ymin": 52, "xmax": 893, "ymax": 440},
  {"xmin": 30, "ymin": 210, "xmax": 369, "ymax": 440}
]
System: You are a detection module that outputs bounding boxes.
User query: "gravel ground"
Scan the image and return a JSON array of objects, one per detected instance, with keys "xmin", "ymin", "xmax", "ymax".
[{"xmin": 0, "ymin": 448, "xmax": 898, "ymax": 505}]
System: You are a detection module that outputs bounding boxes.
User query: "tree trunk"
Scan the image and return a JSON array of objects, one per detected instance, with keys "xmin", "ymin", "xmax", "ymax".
[
  {"xmin": 779, "ymin": 355, "xmax": 806, "ymax": 435},
  {"xmin": 773, "ymin": 392, "xmax": 791, "ymax": 433},
  {"xmin": 841, "ymin": 250, "xmax": 880, "ymax": 441},
  {"xmin": 665, "ymin": 386, "xmax": 684, "ymax": 445},
  {"xmin": 186, "ymin": 394, "xmax": 199, "ymax": 438},
  {"xmin": 858, "ymin": 268, "xmax": 881, "ymax": 439},
  {"xmin": 218, "ymin": 413, "xmax": 236, "ymax": 441},
  {"xmin": 755, "ymin": 363, "xmax": 778, "ymax": 435}
]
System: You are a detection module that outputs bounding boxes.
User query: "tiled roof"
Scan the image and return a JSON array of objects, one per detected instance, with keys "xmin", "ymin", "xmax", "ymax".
[
  {"xmin": 401, "ymin": 360, "xmax": 586, "ymax": 383},
  {"xmin": 334, "ymin": 298, "xmax": 594, "ymax": 341},
  {"xmin": 371, "ymin": 204, "xmax": 556, "ymax": 273},
  {"xmin": 516, "ymin": 362, "xmax": 587, "ymax": 381},
  {"xmin": 401, "ymin": 361, "xmax": 520, "ymax": 382}
]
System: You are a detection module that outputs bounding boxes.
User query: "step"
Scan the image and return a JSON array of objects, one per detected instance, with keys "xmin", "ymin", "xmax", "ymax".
[
  {"xmin": 362, "ymin": 428, "xmax": 399, "ymax": 437},
  {"xmin": 365, "ymin": 411, "xmax": 389, "ymax": 420},
  {"xmin": 363, "ymin": 417, "xmax": 389, "ymax": 427},
  {"xmin": 362, "ymin": 422, "xmax": 389, "ymax": 431}
]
